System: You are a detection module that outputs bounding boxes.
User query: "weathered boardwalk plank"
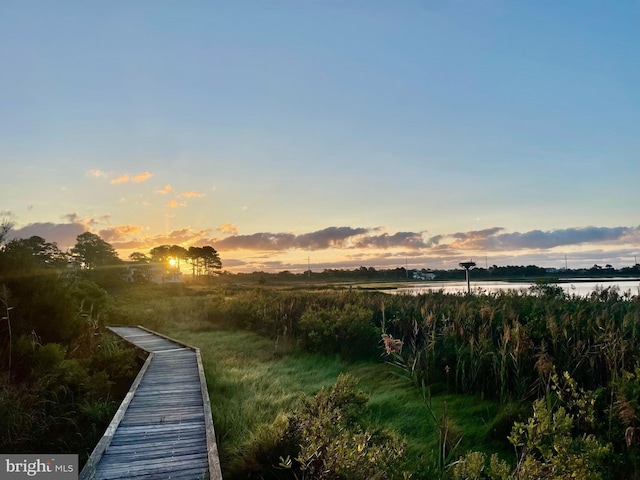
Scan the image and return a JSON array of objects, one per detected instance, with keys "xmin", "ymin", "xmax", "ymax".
[{"xmin": 80, "ymin": 326, "xmax": 223, "ymax": 480}]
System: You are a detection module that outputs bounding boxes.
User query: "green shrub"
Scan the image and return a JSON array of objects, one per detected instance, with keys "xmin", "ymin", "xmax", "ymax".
[
  {"xmin": 227, "ymin": 413, "xmax": 298, "ymax": 478},
  {"xmin": 299, "ymin": 304, "xmax": 378, "ymax": 359},
  {"xmin": 232, "ymin": 373, "xmax": 407, "ymax": 480}
]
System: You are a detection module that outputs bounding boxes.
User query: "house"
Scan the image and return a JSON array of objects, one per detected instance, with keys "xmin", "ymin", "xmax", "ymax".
[{"xmin": 410, "ymin": 269, "xmax": 436, "ymax": 280}]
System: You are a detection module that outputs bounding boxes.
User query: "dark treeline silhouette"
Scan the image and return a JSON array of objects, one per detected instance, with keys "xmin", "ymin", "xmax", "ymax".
[{"xmin": 234, "ymin": 263, "xmax": 640, "ymax": 283}]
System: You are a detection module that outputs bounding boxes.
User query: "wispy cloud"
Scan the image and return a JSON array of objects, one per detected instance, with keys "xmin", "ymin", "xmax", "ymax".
[
  {"xmin": 87, "ymin": 169, "xmax": 107, "ymax": 178},
  {"xmin": 181, "ymin": 191, "xmax": 205, "ymax": 198},
  {"xmin": 110, "ymin": 172, "xmax": 153, "ymax": 184},
  {"xmin": 156, "ymin": 184, "xmax": 173, "ymax": 194},
  {"xmin": 166, "ymin": 200, "xmax": 187, "ymax": 208},
  {"xmin": 111, "ymin": 174, "xmax": 130, "ymax": 184},
  {"xmin": 133, "ymin": 172, "xmax": 152, "ymax": 183}
]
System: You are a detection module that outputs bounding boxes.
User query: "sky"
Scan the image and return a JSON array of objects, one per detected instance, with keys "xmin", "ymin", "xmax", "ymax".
[{"xmin": 1, "ymin": 0, "xmax": 639, "ymax": 272}]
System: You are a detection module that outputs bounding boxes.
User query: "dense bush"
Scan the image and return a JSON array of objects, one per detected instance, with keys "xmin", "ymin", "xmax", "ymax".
[
  {"xmin": 230, "ymin": 373, "xmax": 407, "ymax": 480},
  {"xmin": 453, "ymin": 372, "xmax": 612, "ymax": 480},
  {"xmin": 299, "ymin": 304, "xmax": 378, "ymax": 359}
]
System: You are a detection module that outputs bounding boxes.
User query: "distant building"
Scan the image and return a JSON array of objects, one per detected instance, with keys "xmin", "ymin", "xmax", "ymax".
[{"xmin": 410, "ymin": 269, "xmax": 436, "ymax": 280}]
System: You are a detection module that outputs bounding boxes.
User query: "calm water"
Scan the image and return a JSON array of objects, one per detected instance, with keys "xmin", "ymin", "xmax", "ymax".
[{"xmin": 389, "ymin": 279, "xmax": 640, "ymax": 297}]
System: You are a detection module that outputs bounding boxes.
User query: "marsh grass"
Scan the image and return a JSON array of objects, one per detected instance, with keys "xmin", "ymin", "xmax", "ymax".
[
  {"xmin": 101, "ymin": 284, "xmax": 527, "ymax": 477},
  {"xmin": 164, "ymin": 328, "xmax": 505, "ymax": 477},
  {"xmin": 112, "ymin": 284, "xmax": 640, "ymax": 476}
]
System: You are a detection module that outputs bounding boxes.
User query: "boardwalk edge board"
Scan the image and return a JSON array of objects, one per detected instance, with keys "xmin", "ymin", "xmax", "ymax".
[
  {"xmin": 196, "ymin": 347, "xmax": 223, "ymax": 479},
  {"xmin": 79, "ymin": 326, "xmax": 223, "ymax": 480}
]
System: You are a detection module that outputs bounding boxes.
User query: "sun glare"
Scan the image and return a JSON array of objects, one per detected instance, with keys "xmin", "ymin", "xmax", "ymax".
[{"xmin": 169, "ymin": 258, "xmax": 176, "ymax": 266}]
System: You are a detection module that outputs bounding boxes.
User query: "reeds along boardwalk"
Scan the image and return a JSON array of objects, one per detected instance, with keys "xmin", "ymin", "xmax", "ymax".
[{"xmin": 80, "ymin": 326, "xmax": 223, "ymax": 480}]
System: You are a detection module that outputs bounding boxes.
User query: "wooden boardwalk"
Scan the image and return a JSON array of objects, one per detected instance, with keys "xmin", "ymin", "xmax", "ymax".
[{"xmin": 80, "ymin": 326, "xmax": 223, "ymax": 480}]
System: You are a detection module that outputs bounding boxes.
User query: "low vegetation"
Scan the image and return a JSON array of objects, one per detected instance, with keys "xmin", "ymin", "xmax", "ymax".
[
  {"xmin": 104, "ymin": 279, "xmax": 639, "ymax": 479},
  {"xmin": 0, "ymin": 236, "xmax": 139, "ymax": 465},
  {"xmin": 2, "ymin": 227, "xmax": 639, "ymax": 478}
]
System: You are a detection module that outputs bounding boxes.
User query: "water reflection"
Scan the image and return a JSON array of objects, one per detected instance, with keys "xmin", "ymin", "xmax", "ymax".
[{"xmin": 389, "ymin": 279, "xmax": 640, "ymax": 297}]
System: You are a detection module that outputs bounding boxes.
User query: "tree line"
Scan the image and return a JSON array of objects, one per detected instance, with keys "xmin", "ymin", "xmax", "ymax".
[
  {"xmin": 129, "ymin": 244, "xmax": 222, "ymax": 278},
  {"xmin": 235, "ymin": 262, "xmax": 640, "ymax": 284},
  {"xmin": 0, "ymin": 222, "xmax": 222, "ymax": 282}
]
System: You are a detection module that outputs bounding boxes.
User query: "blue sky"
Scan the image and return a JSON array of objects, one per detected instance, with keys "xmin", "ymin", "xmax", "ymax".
[{"xmin": 1, "ymin": 1, "xmax": 639, "ymax": 271}]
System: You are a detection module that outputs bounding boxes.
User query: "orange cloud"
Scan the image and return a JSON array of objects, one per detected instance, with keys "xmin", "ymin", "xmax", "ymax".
[
  {"xmin": 166, "ymin": 200, "xmax": 187, "ymax": 208},
  {"xmin": 99, "ymin": 224, "xmax": 143, "ymax": 242},
  {"xmin": 111, "ymin": 174, "xmax": 130, "ymax": 184},
  {"xmin": 133, "ymin": 172, "xmax": 152, "ymax": 183},
  {"xmin": 157, "ymin": 184, "xmax": 173, "ymax": 194},
  {"xmin": 217, "ymin": 223, "xmax": 238, "ymax": 235},
  {"xmin": 110, "ymin": 172, "xmax": 153, "ymax": 184},
  {"xmin": 181, "ymin": 191, "xmax": 205, "ymax": 198},
  {"xmin": 108, "ymin": 227, "xmax": 212, "ymax": 251}
]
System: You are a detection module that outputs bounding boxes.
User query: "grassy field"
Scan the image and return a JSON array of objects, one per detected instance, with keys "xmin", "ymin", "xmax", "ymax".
[{"xmin": 164, "ymin": 328, "xmax": 509, "ymax": 477}]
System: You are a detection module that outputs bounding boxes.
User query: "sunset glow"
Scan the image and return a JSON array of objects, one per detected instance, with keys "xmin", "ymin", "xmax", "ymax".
[{"xmin": 1, "ymin": 2, "xmax": 638, "ymax": 272}]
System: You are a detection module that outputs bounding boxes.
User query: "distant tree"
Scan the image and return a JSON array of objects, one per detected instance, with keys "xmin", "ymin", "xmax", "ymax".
[
  {"xmin": 0, "ymin": 219, "xmax": 13, "ymax": 245},
  {"xmin": 201, "ymin": 246, "xmax": 222, "ymax": 274},
  {"xmin": 149, "ymin": 245, "xmax": 172, "ymax": 264},
  {"xmin": 149, "ymin": 245, "xmax": 187, "ymax": 268},
  {"xmin": 187, "ymin": 245, "xmax": 222, "ymax": 277},
  {"xmin": 3, "ymin": 236, "xmax": 68, "ymax": 268},
  {"xmin": 128, "ymin": 252, "xmax": 151, "ymax": 264},
  {"xmin": 187, "ymin": 246, "xmax": 204, "ymax": 277},
  {"xmin": 0, "ymin": 236, "xmax": 80, "ymax": 343},
  {"xmin": 71, "ymin": 232, "xmax": 120, "ymax": 269},
  {"xmin": 168, "ymin": 245, "xmax": 188, "ymax": 268}
]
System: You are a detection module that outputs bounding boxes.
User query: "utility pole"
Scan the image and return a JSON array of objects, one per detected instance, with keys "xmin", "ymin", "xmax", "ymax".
[{"xmin": 459, "ymin": 260, "xmax": 476, "ymax": 294}]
